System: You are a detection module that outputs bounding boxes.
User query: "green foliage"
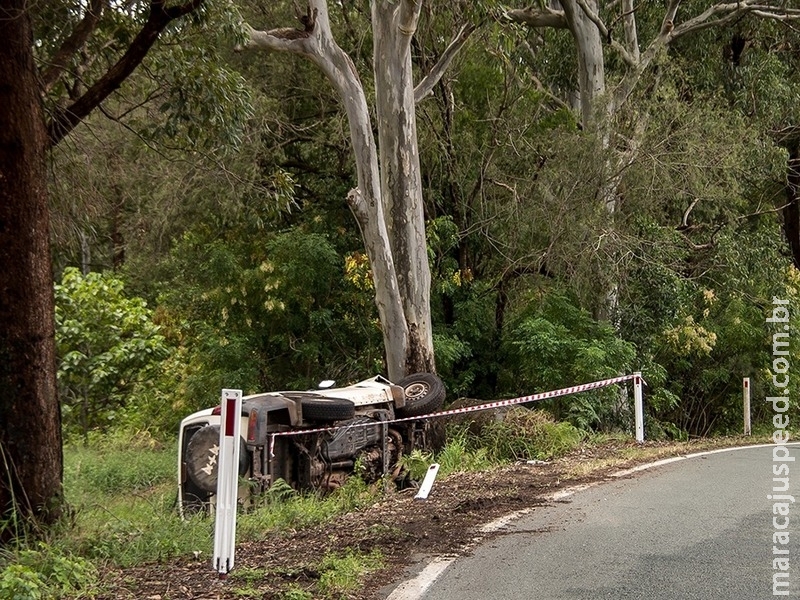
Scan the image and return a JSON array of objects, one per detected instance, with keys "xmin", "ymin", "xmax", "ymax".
[
  {"xmin": 0, "ymin": 544, "xmax": 96, "ymax": 600},
  {"xmin": 55, "ymin": 268, "xmax": 169, "ymax": 440},
  {"xmin": 479, "ymin": 408, "xmax": 585, "ymax": 461},
  {"xmin": 435, "ymin": 431, "xmax": 494, "ymax": 476},
  {"xmin": 155, "ymin": 226, "xmax": 383, "ymax": 412},
  {"xmin": 398, "ymin": 449, "xmax": 435, "ymax": 481},
  {"xmin": 401, "ymin": 411, "xmax": 583, "ymax": 479},
  {"xmin": 501, "ymin": 293, "xmax": 636, "ymax": 430}
]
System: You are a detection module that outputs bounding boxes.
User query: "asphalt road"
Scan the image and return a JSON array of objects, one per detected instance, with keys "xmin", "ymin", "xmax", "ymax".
[{"xmin": 419, "ymin": 444, "xmax": 799, "ymax": 600}]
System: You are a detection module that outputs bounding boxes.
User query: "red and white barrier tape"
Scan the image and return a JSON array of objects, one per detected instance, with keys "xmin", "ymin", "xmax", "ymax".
[{"xmin": 267, "ymin": 373, "xmax": 642, "ymax": 458}]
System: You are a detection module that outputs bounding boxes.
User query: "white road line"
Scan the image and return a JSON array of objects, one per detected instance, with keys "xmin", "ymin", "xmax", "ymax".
[
  {"xmin": 386, "ymin": 557, "xmax": 456, "ymax": 600},
  {"xmin": 384, "ymin": 442, "xmax": 798, "ymax": 600}
]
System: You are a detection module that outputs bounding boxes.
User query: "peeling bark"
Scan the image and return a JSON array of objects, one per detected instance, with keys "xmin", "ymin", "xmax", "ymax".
[{"xmin": 373, "ymin": 0, "xmax": 434, "ymax": 374}]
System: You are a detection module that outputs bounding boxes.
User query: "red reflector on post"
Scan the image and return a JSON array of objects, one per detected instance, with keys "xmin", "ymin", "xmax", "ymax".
[{"xmin": 225, "ymin": 398, "xmax": 237, "ymax": 437}]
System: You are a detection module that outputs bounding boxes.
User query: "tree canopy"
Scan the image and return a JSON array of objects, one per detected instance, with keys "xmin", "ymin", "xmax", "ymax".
[{"xmin": 2, "ymin": 0, "xmax": 799, "ymax": 538}]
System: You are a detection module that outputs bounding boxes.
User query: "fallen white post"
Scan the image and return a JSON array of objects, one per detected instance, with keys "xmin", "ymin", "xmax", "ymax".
[
  {"xmin": 213, "ymin": 388, "xmax": 242, "ymax": 578},
  {"xmin": 634, "ymin": 372, "xmax": 644, "ymax": 443},
  {"xmin": 415, "ymin": 463, "xmax": 440, "ymax": 500},
  {"xmin": 743, "ymin": 377, "xmax": 751, "ymax": 436}
]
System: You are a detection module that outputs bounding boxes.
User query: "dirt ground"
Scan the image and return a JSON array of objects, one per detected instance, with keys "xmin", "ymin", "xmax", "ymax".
[{"xmin": 98, "ymin": 437, "xmax": 755, "ymax": 600}]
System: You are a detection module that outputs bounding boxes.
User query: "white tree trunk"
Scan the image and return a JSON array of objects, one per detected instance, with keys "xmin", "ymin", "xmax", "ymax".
[
  {"xmin": 247, "ymin": 1, "xmax": 410, "ymax": 379},
  {"xmin": 560, "ymin": 0, "xmax": 606, "ymax": 128},
  {"xmin": 372, "ymin": 0, "xmax": 434, "ymax": 374},
  {"xmin": 245, "ymin": 1, "xmax": 473, "ymax": 379}
]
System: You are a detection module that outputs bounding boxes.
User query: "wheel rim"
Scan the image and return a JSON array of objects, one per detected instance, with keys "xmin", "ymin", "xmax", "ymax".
[{"xmin": 404, "ymin": 382, "xmax": 429, "ymax": 400}]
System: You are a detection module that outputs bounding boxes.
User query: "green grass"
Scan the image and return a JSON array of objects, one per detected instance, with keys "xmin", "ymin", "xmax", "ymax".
[
  {"xmin": 0, "ymin": 412, "xmax": 700, "ymax": 600},
  {"xmin": 317, "ymin": 549, "xmax": 384, "ymax": 598},
  {"xmin": 60, "ymin": 431, "xmax": 212, "ymax": 568},
  {"xmin": 236, "ymin": 476, "xmax": 381, "ymax": 540}
]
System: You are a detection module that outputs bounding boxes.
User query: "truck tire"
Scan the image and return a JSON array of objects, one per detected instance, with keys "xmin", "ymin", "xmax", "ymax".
[
  {"xmin": 395, "ymin": 373, "xmax": 446, "ymax": 417},
  {"xmin": 184, "ymin": 425, "xmax": 249, "ymax": 493},
  {"xmin": 300, "ymin": 396, "xmax": 356, "ymax": 422}
]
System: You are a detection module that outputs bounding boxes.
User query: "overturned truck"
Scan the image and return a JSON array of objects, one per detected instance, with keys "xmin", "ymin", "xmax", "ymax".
[{"xmin": 177, "ymin": 373, "xmax": 445, "ymax": 515}]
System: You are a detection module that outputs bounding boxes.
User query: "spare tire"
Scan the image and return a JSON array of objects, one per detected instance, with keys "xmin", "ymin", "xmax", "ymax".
[
  {"xmin": 185, "ymin": 425, "xmax": 249, "ymax": 493},
  {"xmin": 395, "ymin": 373, "xmax": 446, "ymax": 417},
  {"xmin": 300, "ymin": 396, "xmax": 356, "ymax": 422}
]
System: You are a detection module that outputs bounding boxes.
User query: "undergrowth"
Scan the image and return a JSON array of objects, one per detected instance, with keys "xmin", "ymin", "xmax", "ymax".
[
  {"xmin": 0, "ymin": 407, "xmax": 586, "ymax": 599},
  {"xmin": 402, "ymin": 407, "xmax": 586, "ymax": 479}
]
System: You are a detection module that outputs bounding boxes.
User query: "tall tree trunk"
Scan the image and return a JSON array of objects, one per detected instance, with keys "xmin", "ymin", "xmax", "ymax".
[
  {"xmin": 246, "ymin": 0, "xmax": 469, "ymax": 380},
  {"xmin": 373, "ymin": 1, "xmax": 435, "ymax": 374},
  {"xmin": 560, "ymin": 0, "xmax": 605, "ymax": 128},
  {"xmin": 781, "ymin": 134, "xmax": 800, "ymax": 269},
  {"xmin": 0, "ymin": 1, "xmax": 64, "ymax": 541}
]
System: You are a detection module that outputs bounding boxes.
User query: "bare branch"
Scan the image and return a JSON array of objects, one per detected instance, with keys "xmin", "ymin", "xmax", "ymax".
[
  {"xmin": 414, "ymin": 23, "xmax": 475, "ymax": 103},
  {"xmin": 750, "ymin": 9, "xmax": 800, "ymax": 21},
  {"xmin": 244, "ymin": 23, "xmax": 315, "ymax": 54},
  {"xmin": 672, "ymin": 1, "xmax": 800, "ymax": 40},
  {"xmin": 40, "ymin": 0, "xmax": 104, "ymax": 93},
  {"xmin": 504, "ymin": 6, "xmax": 569, "ymax": 29},
  {"xmin": 47, "ymin": 0, "xmax": 205, "ymax": 146},
  {"xmin": 682, "ymin": 198, "xmax": 700, "ymax": 228}
]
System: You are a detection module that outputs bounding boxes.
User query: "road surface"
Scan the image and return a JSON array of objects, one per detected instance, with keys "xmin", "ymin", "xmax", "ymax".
[{"xmin": 415, "ymin": 445, "xmax": 798, "ymax": 600}]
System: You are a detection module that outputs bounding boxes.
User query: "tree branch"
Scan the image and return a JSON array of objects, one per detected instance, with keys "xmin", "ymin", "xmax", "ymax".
[
  {"xmin": 47, "ymin": 0, "xmax": 204, "ymax": 147},
  {"xmin": 398, "ymin": 0, "xmax": 423, "ymax": 39},
  {"xmin": 672, "ymin": 1, "xmax": 800, "ymax": 40},
  {"xmin": 504, "ymin": 6, "xmax": 569, "ymax": 29},
  {"xmin": 244, "ymin": 23, "xmax": 315, "ymax": 55},
  {"xmin": 414, "ymin": 23, "xmax": 476, "ymax": 103},
  {"xmin": 40, "ymin": 0, "xmax": 104, "ymax": 93},
  {"xmin": 620, "ymin": 0, "xmax": 641, "ymax": 63}
]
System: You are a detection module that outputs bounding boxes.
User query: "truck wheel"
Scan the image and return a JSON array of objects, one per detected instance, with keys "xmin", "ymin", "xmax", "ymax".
[
  {"xmin": 300, "ymin": 396, "xmax": 356, "ymax": 422},
  {"xmin": 184, "ymin": 425, "xmax": 249, "ymax": 492},
  {"xmin": 395, "ymin": 373, "xmax": 446, "ymax": 417}
]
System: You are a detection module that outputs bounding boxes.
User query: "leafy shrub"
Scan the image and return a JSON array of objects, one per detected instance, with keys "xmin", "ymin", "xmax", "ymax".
[
  {"xmin": 501, "ymin": 293, "xmax": 636, "ymax": 430},
  {"xmin": 55, "ymin": 267, "xmax": 169, "ymax": 441},
  {"xmin": 0, "ymin": 544, "xmax": 96, "ymax": 600},
  {"xmin": 479, "ymin": 408, "xmax": 585, "ymax": 461}
]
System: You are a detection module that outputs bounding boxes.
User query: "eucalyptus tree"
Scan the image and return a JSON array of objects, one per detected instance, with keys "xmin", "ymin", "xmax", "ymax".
[
  {"xmin": 502, "ymin": 0, "xmax": 800, "ymax": 319},
  {"xmin": 506, "ymin": 0, "xmax": 799, "ymax": 131},
  {"xmin": 241, "ymin": 1, "xmax": 475, "ymax": 380},
  {"xmin": 0, "ymin": 0, "xmax": 247, "ymax": 540}
]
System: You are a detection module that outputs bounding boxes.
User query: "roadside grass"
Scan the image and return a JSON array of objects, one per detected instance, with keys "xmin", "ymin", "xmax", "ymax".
[
  {"xmin": 401, "ymin": 408, "xmax": 587, "ymax": 479},
  {"xmin": 564, "ymin": 432, "xmax": 776, "ymax": 478},
  {"xmin": 237, "ymin": 476, "xmax": 381, "ymax": 541},
  {"xmin": 0, "ymin": 430, "xmax": 387, "ymax": 599},
  {"xmin": 0, "ymin": 421, "xmax": 774, "ymax": 600},
  {"xmin": 227, "ymin": 548, "xmax": 383, "ymax": 600}
]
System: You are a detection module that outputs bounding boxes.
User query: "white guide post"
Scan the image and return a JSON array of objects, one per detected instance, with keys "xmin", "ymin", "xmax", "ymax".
[
  {"xmin": 415, "ymin": 463, "xmax": 440, "ymax": 500},
  {"xmin": 213, "ymin": 388, "xmax": 242, "ymax": 578},
  {"xmin": 743, "ymin": 377, "xmax": 751, "ymax": 436},
  {"xmin": 633, "ymin": 372, "xmax": 644, "ymax": 443}
]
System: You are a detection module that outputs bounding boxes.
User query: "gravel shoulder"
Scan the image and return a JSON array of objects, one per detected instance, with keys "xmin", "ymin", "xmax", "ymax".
[{"xmin": 98, "ymin": 436, "xmax": 759, "ymax": 600}]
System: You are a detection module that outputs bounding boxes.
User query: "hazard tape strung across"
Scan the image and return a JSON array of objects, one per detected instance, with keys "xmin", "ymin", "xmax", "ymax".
[{"xmin": 267, "ymin": 373, "xmax": 642, "ymax": 458}]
